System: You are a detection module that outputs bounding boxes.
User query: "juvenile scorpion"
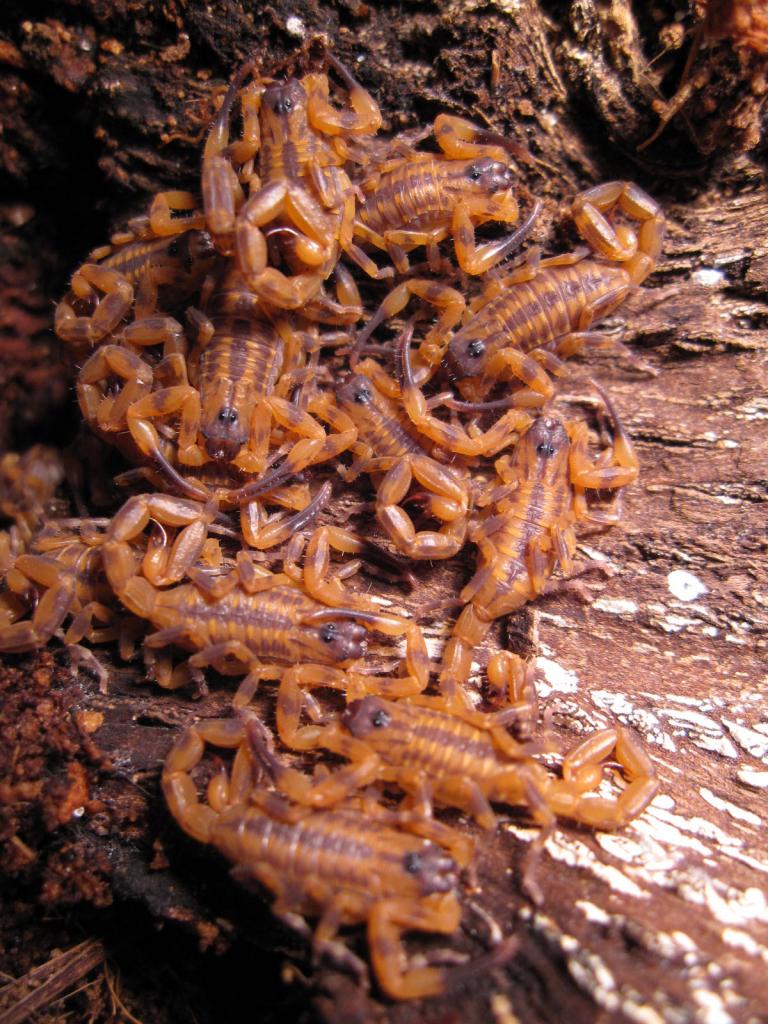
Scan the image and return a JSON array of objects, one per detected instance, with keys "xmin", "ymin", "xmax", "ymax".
[
  {"xmin": 439, "ymin": 389, "xmax": 638, "ymax": 705},
  {"xmin": 351, "ymin": 114, "xmax": 538, "ymax": 278},
  {"xmin": 162, "ymin": 715, "xmax": 517, "ymax": 999},
  {"xmin": 355, "ymin": 180, "xmax": 664, "ymax": 403},
  {"xmin": 77, "ymin": 263, "xmax": 357, "ymax": 547},
  {"xmin": 99, "ymin": 502, "xmax": 429, "ymax": 706},
  {"xmin": 183, "ymin": 53, "xmax": 382, "ymax": 309}
]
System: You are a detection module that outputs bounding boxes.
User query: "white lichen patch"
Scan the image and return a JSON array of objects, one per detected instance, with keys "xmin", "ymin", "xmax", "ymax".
[
  {"xmin": 722, "ymin": 927, "xmax": 768, "ymax": 962},
  {"xmin": 668, "ymin": 570, "xmax": 708, "ymax": 602},
  {"xmin": 284, "ymin": 15, "xmax": 305, "ymax": 37},
  {"xmin": 690, "ymin": 987, "xmax": 735, "ymax": 1024},
  {"xmin": 679, "ymin": 879, "xmax": 768, "ymax": 928},
  {"xmin": 699, "ymin": 787, "xmax": 762, "ymax": 827},
  {"xmin": 527, "ymin": 910, "xmax": 688, "ymax": 1024},
  {"xmin": 736, "ymin": 768, "xmax": 768, "ymax": 789},
  {"xmin": 592, "ymin": 596, "xmax": 639, "ymax": 615},
  {"xmin": 658, "ymin": 708, "xmax": 739, "ymax": 759},
  {"xmin": 490, "ymin": 991, "xmax": 521, "ymax": 1024},
  {"xmin": 576, "ymin": 900, "xmax": 611, "ymax": 925},
  {"xmin": 590, "ymin": 691, "xmax": 677, "ymax": 751},
  {"xmin": 576, "ymin": 543, "xmax": 612, "ymax": 563},
  {"xmin": 692, "ymin": 268, "xmax": 726, "ymax": 287},
  {"xmin": 722, "ymin": 720, "xmax": 768, "ymax": 762},
  {"xmin": 542, "ymin": 830, "xmax": 649, "ymax": 898},
  {"xmin": 535, "ymin": 656, "xmax": 579, "ymax": 697}
]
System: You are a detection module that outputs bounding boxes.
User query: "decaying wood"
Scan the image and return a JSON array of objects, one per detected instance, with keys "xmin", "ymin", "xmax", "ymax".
[
  {"xmin": 0, "ymin": 2, "xmax": 766, "ymax": 1022},
  {"xmin": 0, "ymin": 939, "xmax": 106, "ymax": 1024}
]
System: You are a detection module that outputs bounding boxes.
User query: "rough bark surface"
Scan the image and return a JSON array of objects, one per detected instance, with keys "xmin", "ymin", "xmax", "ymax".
[{"xmin": 0, "ymin": 2, "xmax": 767, "ymax": 1022}]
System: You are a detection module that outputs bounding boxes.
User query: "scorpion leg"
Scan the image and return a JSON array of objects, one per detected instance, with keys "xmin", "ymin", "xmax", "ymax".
[
  {"xmin": 0, "ymin": 558, "xmax": 77, "ymax": 652},
  {"xmin": 312, "ymin": 897, "xmax": 372, "ymax": 986},
  {"xmin": 300, "ymin": 524, "xmax": 384, "ymax": 608},
  {"xmin": 568, "ymin": 385, "xmax": 639, "ymax": 492},
  {"xmin": 433, "ymin": 114, "xmax": 512, "ymax": 164},
  {"xmin": 245, "ymin": 709, "xmax": 382, "ymax": 807},
  {"xmin": 235, "ymin": 181, "xmax": 336, "ymax": 302},
  {"xmin": 437, "ymin": 602, "xmax": 493, "ymax": 708},
  {"xmin": 199, "ymin": 64, "xmax": 258, "ymax": 253},
  {"xmin": 148, "ymin": 191, "xmax": 206, "ymax": 235},
  {"xmin": 487, "ymin": 652, "xmax": 539, "ymax": 733},
  {"xmin": 451, "ymin": 196, "xmax": 541, "ymax": 276},
  {"xmin": 101, "ymin": 493, "xmax": 217, "ymax": 590},
  {"xmin": 353, "ymin": 278, "xmax": 466, "ymax": 363},
  {"xmin": 76, "ymin": 345, "xmax": 154, "ymax": 434},
  {"xmin": 162, "ymin": 717, "xmax": 247, "ymax": 842},
  {"xmin": 400, "ymin": 332, "xmax": 531, "ymax": 456},
  {"xmin": 306, "ymin": 56, "xmax": 382, "ymax": 136},
  {"xmin": 376, "ymin": 456, "xmax": 469, "ymax": 560},
  {"xmin": 240, "ymin": 481, "xmax": 331, "ymax": 552},
  {"xmin": 125, "ymin": 384, "xmax": 207, "ymax": 468}
]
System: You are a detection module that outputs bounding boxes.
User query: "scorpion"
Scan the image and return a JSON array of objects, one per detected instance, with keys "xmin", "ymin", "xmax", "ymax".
[
  {"xmin": 321, "ymin": 357, "xmax": 530, "ymax": 561},
  {"xmin": 438, "ymin": 389, "xmax": 639, "ymax": 705},
  {"xmin": 98, "ymin": 497, "xmax": 430, "ymax": 705},
  {"xmin": 55, "ymin": 220, "xmax": 215, "ymax": 352},
  {"xmin": 0, "ymin": 519, "xmax": 137, "ymax": 660},
  {"xmin": 257, "ymin": 689, "xmax": 658, "ymax": 895},
  {"xmin": 355, "ymin": 180, "xmax": 665, "ymax": 404},
  {"xmin": 0, "ymin": 446, "xmax": 68, "ymax": 568},
  {"xmin": 350, "ymin": 113, "xmax": 539, "ymax": 278},
  {"xmin": 76, "ymin": 262, "xmax": 358, "ymax": 548},
  {"xmin": 163, "ymin": 53, "xmax": 383, "ymax": 309},
  {"xmin": 162, "ymin": 714, "xmax": 517, "ymax": 1000}
]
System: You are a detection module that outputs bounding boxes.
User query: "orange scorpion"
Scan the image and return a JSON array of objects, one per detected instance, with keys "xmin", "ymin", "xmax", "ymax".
[
  {"xmin": 97, "ymin": 499, "xmax": 430, "ymax": 705},
  {"xmin": 158, "ymin": 53, "xmax": 382, "ymax": 309},
  {"xmin": 0, "ymin": 519, "xmax": 136, "ymax": 658},
  {"xmin": 162, "ymin": 714, "xmax": 518, "ymax": 999},
  {"xmin": 76, "ymin": 262, "xmax": 359, "ymax": 548},
  {"xmin": 55, "ymin": 221, "xmax": 215, "ymax": 352},
  {"xmin": 350, "ymin": 113, "xmax": 539, "ymax": 278},
  {"xmin": 438, "ymin": 389, "xmax": 639, "ymax": 705},
  {"xmin": 354, "ymin": 180, "xmax": 665, "ymax": 404}
]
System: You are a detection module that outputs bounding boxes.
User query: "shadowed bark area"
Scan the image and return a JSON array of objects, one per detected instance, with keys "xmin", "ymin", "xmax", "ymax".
[{"xmin": 1, "ymin": 2, "xmax": 766, "ymax": 1022}]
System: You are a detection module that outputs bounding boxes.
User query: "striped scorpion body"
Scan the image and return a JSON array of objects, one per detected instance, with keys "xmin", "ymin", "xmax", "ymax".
[
  {"xmin": 249, "ymin": 681, "xmax": 658, "ymax": 903},
  {"xmin": 355, "ymin": 181, "xmax": 665, "ymax": 405},
  {"xmin": 159, "ymin": 53, "xmax": 384, "ymax": 310},
  {"xmin": 351, "ymin": 114, "xmax": 538, "ymax": 278},
  {"xmin": 0, "ymin": 520, "xmax": 134, "ymax": 657},
  {"xmin": 162, "ymin": 715, "xmax": 517, "ymax": 999},
  {"xmin": 439, "ymin": 391, "xmax": 638, "ymax": 705},
  {"xmin": 444, "ymin": 180, "xmax": 666, "ymax": 403},
  {"xmin": 98, "ymin": 500, "xmax": 429, "ymax": 706},
  {"xmin": 55, "ymin": 222, "xmax": 215, "ymax": 352},
  {"xmin": 325, "ymin": 340, "xmax": 532, "ymax": 560},
  {"xmin": 77, "ymin": 263, "xmax": 357, "ymax": 548}
]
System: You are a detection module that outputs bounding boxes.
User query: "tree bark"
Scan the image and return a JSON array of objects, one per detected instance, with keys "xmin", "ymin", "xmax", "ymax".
[{"xmin": 1, "ymin": 2, "xmax": 767, "ymax": 1022}]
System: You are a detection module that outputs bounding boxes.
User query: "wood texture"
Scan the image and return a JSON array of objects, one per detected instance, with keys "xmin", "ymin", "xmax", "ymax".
[{"xmin": 0, "ymin": 2, "xmax": 766, "ymax": 1022}]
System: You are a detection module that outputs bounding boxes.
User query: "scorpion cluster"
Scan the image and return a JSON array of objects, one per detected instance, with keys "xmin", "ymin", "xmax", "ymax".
[{"xmin": 0, "ymin": 51, "xmax": 666, "ymax": 1001}]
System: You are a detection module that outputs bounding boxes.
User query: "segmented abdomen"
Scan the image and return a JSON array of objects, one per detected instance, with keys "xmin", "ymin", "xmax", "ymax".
[
  {"xmin": 148, "ymin": 585, "xmax": 320, "ymax": 660},
  {"xmin": 362, "ymin": 700, "xmax": 503, "ymax": 781},
  {"xmin": 359, "ymin": 159, "xmax": 450, "ymax": 233},
  {"xmin": 456, "ymin": 259, "xmax": 629, "ymax": 362},
  {"xmin": 211, "ymin": 805, "xmax": 448, "ymax": 899},
  {"xmin": 469, "ymin": 479, "xmax": 568, "ymax": 613}
]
